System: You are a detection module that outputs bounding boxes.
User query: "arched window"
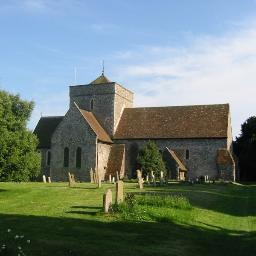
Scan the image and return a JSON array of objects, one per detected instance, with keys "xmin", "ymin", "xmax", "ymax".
[
  {"xmin": 90, "ymin": 99, "xmax": 94, "ymax": 110},
  {"xmin": 46, "ymin": 151, "xmax": 51, "ymax": 166},
  {"xmin": 186, "ymin": 149, "xmax": 190, "ymax": 160},
  {"xmin": 76, "ymin": 147, "xmax": 82, "ymax": 168},
  {"xmin": 64, "ymin": 147, "xmax": 69, "ymax": 167}
]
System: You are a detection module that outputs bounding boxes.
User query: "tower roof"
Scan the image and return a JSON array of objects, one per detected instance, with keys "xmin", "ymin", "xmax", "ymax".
[{"xmin": 90, "ymin": 74, "xmax": 112, "ymax": 85}]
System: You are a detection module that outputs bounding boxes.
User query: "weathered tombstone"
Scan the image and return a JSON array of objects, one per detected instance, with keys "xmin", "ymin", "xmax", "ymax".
[
  {"xmin": 48, "ymin": 177, "xmax": 51, "ymax": 183},
  {"xmin": 42, "ymin": 175, "xmax": 46, "ymax": 183},
  {"xmin": 150, "ymin": 171, "xmax": 154, "ymax": 182},
  {"xmin": 138, "ymin": 177, "xmax": 144, "ymax": 189},
  {"xmin": 112, "ymin": 177, "xmax": 115, "ymax": 183},
  {"xmin": 146, "ymin": 174, "xmax": 149, "ymax": 184},
  {"xmin": 116, "ymin": 180, "xmax": 124, "ymax": 204},
  {"xmin": 68, "ymin": 172, "xmax": 75, "ymax": 187},
  {"xmin": 90, "ymin": 168, "xmax": 94, "ymax": 183},
  {"xmin": 109, "ymin": 174, "xmax": 112, "ymax": 183},
  {"xmin": 160, "ymin": 171, "xmax": 164, "ymax": 185},
  {"xmin": 103, "ymin": 189, "xmax": 112, "ymax": 213},
  {"xmin": 136, "ymin": 169, "xmax": 142, "ymax": 179},
  {"xmin": 116, "ymin": 171, "xmax": 119, "ymax": 181}
]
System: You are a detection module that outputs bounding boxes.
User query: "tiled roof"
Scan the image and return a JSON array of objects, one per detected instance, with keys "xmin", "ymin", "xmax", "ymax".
[
  {"xmin": 90, "ymin": 74, "xmax": 112, "ymax": 85},
  {"xmin": 166, "ymin": 147, "xmax": 187, "ymax": 171},
  {"xmin": 217, "ymin": 149, "xmax": 235, "ymax": 165},
  {"xmin": 114, "ymin": 104, "xmax": 229, "ymax": 139},
  {"xmin": 33, "ymin": 116, "xmax": 64, "ymax": 148},
  {"xmin": 105, "ymin": 144, "xmax": 125, "ymax": 177},
  {"xmin": 79, "ymin": 109, "xmax": 112, "ymax": 143}
]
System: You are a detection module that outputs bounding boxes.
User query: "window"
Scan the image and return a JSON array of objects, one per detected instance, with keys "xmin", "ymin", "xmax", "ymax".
[
  {"xmin": 64, "ymin": 147, "xmax": 69, "ymax": 167},
  {"xmin": 46, "ymin": 151, "xmax": 51, "ymax": 166},
  {"xmin": 76, "ymin": 147, "xmax": 82, "ymax": 168},
  {"xmin": 90, "ymin": 99, "xmax": 94, "ymax": 110},
  {"xmin": 186, "ymin": 149, "xmax": 190, "ymax": 160}
]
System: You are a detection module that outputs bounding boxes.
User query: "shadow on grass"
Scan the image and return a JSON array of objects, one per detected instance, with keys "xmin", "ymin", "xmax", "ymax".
[
  {"xmin": 128, "ymin": 183, "xmax": 256, "ymax": 217},
  {"xmin": 0, "ymin": 213, "xmax": 255, "ymax": 256}
]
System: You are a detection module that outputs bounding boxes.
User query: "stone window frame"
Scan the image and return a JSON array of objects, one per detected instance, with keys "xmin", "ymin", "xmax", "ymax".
[
  {"xmin": 185, "ymin": 149, "xmax": 190, "ymax": 160},
  {"xmin": 76, "ymin": 147, "xmax": 82, "ymax": 168},
  {"xmin": 90, "ymin": 98, "xmax": 94, "ymax": 110},
  {"xmin": 46, "ymin": 150, "xmax": 51, "ymax": 166},
  {"xmin": 64, "ymin": 147, "xmax": 69, "ymax": 167}
]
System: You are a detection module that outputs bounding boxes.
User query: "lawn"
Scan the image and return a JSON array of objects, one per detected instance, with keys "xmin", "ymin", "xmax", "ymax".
[{"xmin": 0, "ymin": 182, "xmax": 255, "ymax": 256}]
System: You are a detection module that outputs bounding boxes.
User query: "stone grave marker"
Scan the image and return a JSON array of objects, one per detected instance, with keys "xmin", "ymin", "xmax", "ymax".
[
  {"xmin": 68, "ymin": 172, "xmax": 75, "ymax": 187},
  {"xmin": 116, "ymin": 180, "xmax": 124, "ymax": 204},
  {"xmin": 42, "ymin": 175, "xmax": 46, "ymax": 183},
  {"xmin": 109, "ymin": 174, "xmax": 112, "ymax": 183},
  {"xmin": 103, "ymin": 189, "xmax": 112, "ymax": 213},
  {"xmin": 112, "ymin": 177, "xmax": 115, "ymax": 183},
  {"xmin": 160, "ymin": 171, "xmax": 164, "ymax": 185},
  {"xmin": 138, "ymin": 177, "xmax": 144, "ymax": 189},
  {"xmin": 90, "ymin": 169, "xmax": 94, "ymax": 183},
  {"xmin": 48, "ymin": 177, "xmax": 51, "ymax": 183},
  {"xmin": 136, "ymin": 169, "xmax": 142, "ymax": 179}
]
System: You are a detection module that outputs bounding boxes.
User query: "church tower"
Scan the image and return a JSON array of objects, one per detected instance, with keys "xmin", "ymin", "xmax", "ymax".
[{"xmin": 69, "ymin": 74, "xmax": 134, "ymax": 137}]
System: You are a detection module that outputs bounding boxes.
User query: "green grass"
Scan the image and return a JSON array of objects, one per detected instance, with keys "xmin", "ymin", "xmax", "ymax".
[{"xmin": 0, "ymin": 182, "xmax": 255, "ymax": 256}]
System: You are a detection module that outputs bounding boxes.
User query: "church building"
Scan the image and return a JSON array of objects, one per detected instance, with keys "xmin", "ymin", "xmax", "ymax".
[{"xmin": 34, "ymin": 73, "xmax": 235, "ymax": 181}]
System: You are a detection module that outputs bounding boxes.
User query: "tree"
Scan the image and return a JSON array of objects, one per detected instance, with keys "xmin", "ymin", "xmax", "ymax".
[
  {"xmin": 0, "ymin": 90, "xmax": 40, "ymax": 181},
  {"xmin": 234, "ymin": 116, "xmax": 256, "ymax": 181},
  {"xmin": 137, "ymin": 141, "xmax": 166, "ymax": 177}
]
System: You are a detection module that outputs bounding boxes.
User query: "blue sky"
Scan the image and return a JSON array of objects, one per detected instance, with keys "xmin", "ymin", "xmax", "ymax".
[{"xmin": 1, "ymin": 0, "xmax": 256, "ymax": 137}]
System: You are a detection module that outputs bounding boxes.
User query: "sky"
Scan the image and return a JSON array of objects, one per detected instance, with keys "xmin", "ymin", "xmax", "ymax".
[{"xmin": 1, "ymin": 0, "xmax": 256, "ymax": 138}]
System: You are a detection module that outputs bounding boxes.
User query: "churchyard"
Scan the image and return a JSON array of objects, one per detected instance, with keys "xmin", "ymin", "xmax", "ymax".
[{"xmin": 0, "ymin": 180, "xmax": 256, "ymax": 256}]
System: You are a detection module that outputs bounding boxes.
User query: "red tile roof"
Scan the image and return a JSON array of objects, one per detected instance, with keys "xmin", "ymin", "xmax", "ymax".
[{"xmin": 114, "ymin": 104, "xmax": 229, "ymax": 139}]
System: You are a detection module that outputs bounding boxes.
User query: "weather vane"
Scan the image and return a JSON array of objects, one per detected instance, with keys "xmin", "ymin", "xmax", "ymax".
[{"xmin": 102, "ymin": 60, "xmax": 104, "ymax": 75}]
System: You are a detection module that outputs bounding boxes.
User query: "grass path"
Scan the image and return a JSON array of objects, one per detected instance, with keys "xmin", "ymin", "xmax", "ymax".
[{"xmin": 0, "ymin": 182, "xmax": 255, "ymax": 256}]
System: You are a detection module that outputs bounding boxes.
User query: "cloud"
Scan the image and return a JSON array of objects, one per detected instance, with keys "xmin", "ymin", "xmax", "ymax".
[{"xmin": 112, "ymin": 20, "xmax": 256, "ymax": 138}]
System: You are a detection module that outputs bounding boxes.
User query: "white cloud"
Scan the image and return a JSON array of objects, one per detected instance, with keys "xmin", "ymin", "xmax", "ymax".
[{"xmin": 112, "ymin": 20, "xmax": 256, "ymax": 138}]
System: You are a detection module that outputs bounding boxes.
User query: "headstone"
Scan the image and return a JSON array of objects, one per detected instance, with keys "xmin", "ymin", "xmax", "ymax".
[
  {"xmin": 116, "ymin": 180, "xmax": 124, "ymax": 204},
  {"xmin": 160, "ymin": 171, "xmax": 164, "ymax": 185},
  {"xmin": 109, "ymin": 174, "xmax": 112, "ymax": 183},
  {"xmin": 112, "ymin": 177, "xmax": 115, "ymax": 183},
  {"xmin": 42, "ymin": 175, "xmax": 46, "ymax": 183},
  {"xmin": 90, "ymin": 168, "xmax": 94, "ymax": 183},
  {"xmin": 48, "ymin": 177, "xmax": 51, "ymax": 183},
  {"xmin": 146, "ymin": 174, "xmax": 149, "ymax": 184},
  {"xmin": 103, "ymin": 189, "xmax": 112, "ymax": 213},
  {"xmin": 116, "ymin": 171, "xmax": 119, "ymax": 181},
  {"xmin": 136, "ymin": 169, "xmax": 142, "ymax": 179},
  {"xmin": 93, "ymin": 172, "xmax": 97, "ymax": 184},
  {"xmin": 150, "ymin": 171, "xmax": 155, "ymax": 182},
  {"xmin": 138, "ymin": 177, "xmax": 144, "ymax": 189},
  {"xmin": 68, "ymin": 172, "xmax": 75, "ymax": 187}
]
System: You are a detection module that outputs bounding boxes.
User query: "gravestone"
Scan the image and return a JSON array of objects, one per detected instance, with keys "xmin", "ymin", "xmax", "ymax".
[
  {"xmin": 93, "ymin": 172, "xmax": 97, "ymax": 184},
  {"xmin": 112, "ymin": 177, "xmax": 115, "ymax": 183},
  {"xmin": 42, "ymin": 175, "xmax": 46, "ymax": 183},
  {"xmin": 109, "ymin": 174, "xmax": 112, "ymax": 183},
  {"xmin": 146, "ymin": 174, "xmax": 149, "ymax": 184},
  {"xmin": 160, "ymin": 171, "xmax": 164, "ymax": 185},
  {"xmin": 136, "ymin": 169, "xmax": 142, "ymax": 179},
  {"xmin": 90, "ymin": 169, "xmax": 94, "ymax": 183},
  {"xmin": 103, "ymin": 189, "xmax": 112, "ymax": 213},
  {"xmin": 68, "ymin": 172, "xmax": 75, "ymax": 187},
  {"xmin": 116, "ymin": 180, "xmax": 124, "ymax": 204},
  {"xmin": 48, "ymin": 177, "xmax": 51, "ymax": 183},
  {"xmin": 138, "ymin": 177, "xmax": 144, "ymax": 189},
  {"xmin": 151, "ymin": 171, "xmax": 156, "ymax": 186}
]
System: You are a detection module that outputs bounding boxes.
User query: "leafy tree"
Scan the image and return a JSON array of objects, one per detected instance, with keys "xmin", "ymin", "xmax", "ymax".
[
  {"xmin": 234, "ymin": 116, "xmax": 256, "ymax": 181},
  {"xmin": 137, "ymin": 141, "xmax": 166, "ymax": 177},
  {"xmin": 0, "ymin": 90, "xmax": 40, "ymax": 181}
]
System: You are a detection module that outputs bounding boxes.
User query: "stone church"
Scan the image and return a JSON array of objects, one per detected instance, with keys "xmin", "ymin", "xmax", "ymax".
[{"xmin": 34, "ymin": 73, "xmax": 235, "ymax": 181}]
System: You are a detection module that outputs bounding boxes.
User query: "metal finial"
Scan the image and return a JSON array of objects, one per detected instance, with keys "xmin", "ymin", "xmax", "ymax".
[{"xmin": 102, "ymin": 60, "xmax": 104, "ymax": 75}]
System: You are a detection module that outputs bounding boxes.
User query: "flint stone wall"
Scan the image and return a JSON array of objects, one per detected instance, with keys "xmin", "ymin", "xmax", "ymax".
[
  {"xmin": 50, "ymin": 105, "xmax": 97, "ymax": 181},
  {"xmin": 115, "ymin": 138, "xmax": 228, "ymax": 180}
]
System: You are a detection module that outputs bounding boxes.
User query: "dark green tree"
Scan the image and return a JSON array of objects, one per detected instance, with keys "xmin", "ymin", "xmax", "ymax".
[
  {"xmin": 137, "ymin": 141, "xmax": 166, "ymax": 177},
  {"xmin": 0, "ymin": 90, "xmax": 40, "ymax": 181},
  {"xmin": 234, "ymin": 116, "xmax": 256, "ymax": 181}
]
